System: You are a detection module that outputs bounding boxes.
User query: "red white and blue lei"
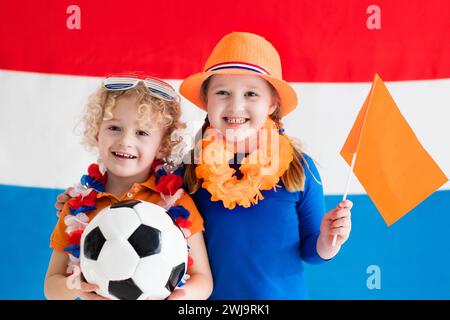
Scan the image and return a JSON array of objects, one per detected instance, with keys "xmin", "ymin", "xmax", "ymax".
[{"xmin": 63, "ymin": 161, "xmax": 193, "ymax": 287}]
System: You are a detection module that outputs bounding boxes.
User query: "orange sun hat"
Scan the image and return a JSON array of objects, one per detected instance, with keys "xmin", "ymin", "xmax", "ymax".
[{"xmin": 179, "ymin": 32, "xmax": 299, "ymax": 116}]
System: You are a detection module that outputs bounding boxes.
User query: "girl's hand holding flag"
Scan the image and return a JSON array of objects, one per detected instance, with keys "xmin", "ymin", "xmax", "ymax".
[{"xmin": 317, "ymin": 200, "xmax": 353, "ymax": 259}]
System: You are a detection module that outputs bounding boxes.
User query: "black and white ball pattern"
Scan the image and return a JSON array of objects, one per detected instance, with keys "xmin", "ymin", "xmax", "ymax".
[{"xmin": 80, "ymin": 200, "xmax": 188, "ymax": 300}]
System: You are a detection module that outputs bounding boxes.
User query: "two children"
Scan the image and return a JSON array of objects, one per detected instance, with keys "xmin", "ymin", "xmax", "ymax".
[{"xmin": 49, "ymin": 32, "xmax": 352, "ymax": 300}]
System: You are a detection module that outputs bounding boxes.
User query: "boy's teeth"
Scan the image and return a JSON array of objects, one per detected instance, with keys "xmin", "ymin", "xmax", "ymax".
[
  {"xmin": 226, "ymin": 117, "xmax": 247, "ymax": 124},
  {"xmin": 113, "ymin": 152, "xmax": 136, "ymax": 159}
]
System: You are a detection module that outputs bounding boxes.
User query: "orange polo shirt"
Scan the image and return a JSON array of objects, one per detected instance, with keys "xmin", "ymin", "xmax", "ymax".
[{"xmin": 50, "ymin": 174, "xmax": 204, "ymax": 252}]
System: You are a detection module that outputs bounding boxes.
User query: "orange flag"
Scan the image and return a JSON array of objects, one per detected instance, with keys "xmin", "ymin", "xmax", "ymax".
[{"xmin": 340, "ymin": 74, "xmax": 448, "ymax": 226}]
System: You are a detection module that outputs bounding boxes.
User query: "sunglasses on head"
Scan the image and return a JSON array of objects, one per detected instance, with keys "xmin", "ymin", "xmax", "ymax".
[{"xmin": 103, "ymin": 76, "xmax": 179, "ymax": 102}]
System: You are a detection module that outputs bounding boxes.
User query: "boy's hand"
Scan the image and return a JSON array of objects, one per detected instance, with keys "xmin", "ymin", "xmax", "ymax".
[
  {"xmin": 166, "ymin": 288, "xmax": 186, "ymax": 300},
  {"xmin": 66, "ymin": 265, "xmax": 110, "ymax": 300},
  {"xmin": 55, "ymin": 187, "xmax": 73, "ymax": 217},
  {"xmin": 77, "ymin": 282, "xmax": 111, "ymax": 300},
  {"xmin": 320, "ymin": 200, "xmax": 353, "ymax": 247}
]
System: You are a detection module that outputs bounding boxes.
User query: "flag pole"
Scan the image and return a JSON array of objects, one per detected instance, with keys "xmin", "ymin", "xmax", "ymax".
[
  {"xmin": 332, "ymin": 152, "xmax": 357, "ymax": 247},
  {"xmin": 333, "ymin": 74, "xmax": 376, "ymax": 246}
]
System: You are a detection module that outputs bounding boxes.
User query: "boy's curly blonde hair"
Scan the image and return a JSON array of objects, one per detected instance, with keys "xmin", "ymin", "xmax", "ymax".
[{"xmin": 81, "ymin": 82, "xmax": 186, "ymax": 160}]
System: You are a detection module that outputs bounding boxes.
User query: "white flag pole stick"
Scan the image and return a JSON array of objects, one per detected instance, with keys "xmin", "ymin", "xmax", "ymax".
[
  {"xmin": 332, "ymin": 74, "xmax": 376, "ymax": 246},
  {"xmin": 332, "ymin": 152, "xmax": 357, "ymax": 247}
]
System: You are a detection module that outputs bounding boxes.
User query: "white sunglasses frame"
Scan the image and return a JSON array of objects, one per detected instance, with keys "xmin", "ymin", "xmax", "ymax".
[{"xmin": 103, "ymin": 76, "xmax": 179, "ymax": 102}]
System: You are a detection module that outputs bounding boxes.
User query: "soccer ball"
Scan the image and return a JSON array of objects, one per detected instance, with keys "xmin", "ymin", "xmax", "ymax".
[{"xmin": 79, "ymin": 199, "xmax": 188, "ymax": 300}]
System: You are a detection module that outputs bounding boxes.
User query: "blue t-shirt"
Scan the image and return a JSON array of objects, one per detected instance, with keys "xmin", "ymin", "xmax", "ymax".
[{"xmin": 192, "ymin": 153, "xmax": 328, "ymax": 299}]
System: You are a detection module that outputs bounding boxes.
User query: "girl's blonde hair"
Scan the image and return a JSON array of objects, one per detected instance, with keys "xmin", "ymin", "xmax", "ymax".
[
  {"xmin": 81, "ymin": 82, "xmax": 186, "ymax": 158},
  {"xmin": 184, "ymin": 76, "xmax": 307, "ymax": 194}
]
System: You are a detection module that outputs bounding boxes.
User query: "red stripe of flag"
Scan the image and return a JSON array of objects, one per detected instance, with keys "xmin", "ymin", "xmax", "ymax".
[{"xmin": 1, "ymin": 0, "xmax": 449, "ymax": 82}]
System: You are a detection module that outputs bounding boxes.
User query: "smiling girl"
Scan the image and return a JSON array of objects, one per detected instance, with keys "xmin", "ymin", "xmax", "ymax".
[{"xmin": 180, "ymin": 32, "xmax": 353, "ymax": 299}]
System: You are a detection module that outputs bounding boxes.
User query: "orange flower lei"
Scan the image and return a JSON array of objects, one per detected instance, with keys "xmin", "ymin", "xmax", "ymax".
[{"xmin": 195, "ymin": 118, "xmax": 294, "ymax": 209}]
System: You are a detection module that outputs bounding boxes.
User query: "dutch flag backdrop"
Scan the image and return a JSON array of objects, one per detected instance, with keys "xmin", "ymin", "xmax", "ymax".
[{"xmin": 1, "ymin": 0, "xmax": 449, "ymax": 299}]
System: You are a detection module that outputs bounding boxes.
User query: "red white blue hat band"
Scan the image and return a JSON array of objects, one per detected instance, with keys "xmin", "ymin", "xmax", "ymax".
[{"xmin": 205, "ymin": 62, "xmax": 270, "ymax": 75}]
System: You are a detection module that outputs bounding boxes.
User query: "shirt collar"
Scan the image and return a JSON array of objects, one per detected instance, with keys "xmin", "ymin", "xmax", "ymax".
[
  {"xmin": 141, "ymin": 174, "xmax": 159, "ymax": 192},
  {"xmin": 96, "ymin": 174, "xmax": 159, "ymax": 199}
]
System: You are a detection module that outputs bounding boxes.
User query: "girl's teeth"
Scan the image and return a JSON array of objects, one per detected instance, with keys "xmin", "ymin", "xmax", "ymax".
[{"xmin": 226, "ymin": 118, "xmax": 247, "ymax": 124}]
